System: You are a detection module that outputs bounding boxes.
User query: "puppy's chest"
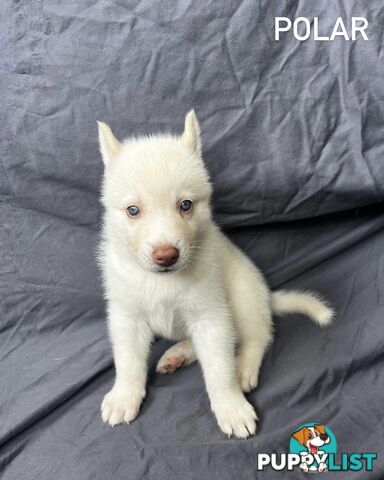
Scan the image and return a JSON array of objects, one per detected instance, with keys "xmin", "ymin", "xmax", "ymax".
[
  {"xmin": 146, "ymin": 300, "xmax": 186, "ymax": 340},
  {"xmin": 135, "ymin": 277, "xmax": 198, "ymax": 339}
]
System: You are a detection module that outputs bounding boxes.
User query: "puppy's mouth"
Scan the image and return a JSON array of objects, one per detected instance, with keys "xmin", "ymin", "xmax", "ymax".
[
  {"xmin": 309, "ymin": 444, "xmax": 318, "ymax": 455},
  {"xmin": 156, "ymin": 267, "xmax": 176, "ymax": 274},
  {"xmin": 154, "ymin": 260, "xmax": 189, "ymax": 274}
]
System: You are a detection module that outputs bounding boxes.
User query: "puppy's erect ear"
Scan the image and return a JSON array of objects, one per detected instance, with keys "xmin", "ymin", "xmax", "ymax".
[
  {"xmin": 181, "ymin": 110, "xmax": 202, "ymax": 156},
  {"xmin": 97, "ymin": 121, "xmax": 122, "ymax": 166},
  {"xmin": 292, "ymin": 427, "xmax": 307, "ymax": 446}
]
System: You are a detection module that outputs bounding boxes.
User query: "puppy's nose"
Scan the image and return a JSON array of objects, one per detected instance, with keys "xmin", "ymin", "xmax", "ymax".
[
  {"xmin": 152, "ymin": 245, "xmax": 179, "ymax": 267},
  {"xmin": 320, "ymin": 434, "xmax": 328, "ymax": 441}
]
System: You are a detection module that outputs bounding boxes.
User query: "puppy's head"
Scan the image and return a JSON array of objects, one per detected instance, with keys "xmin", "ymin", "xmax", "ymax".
[
  {"xmin": 98, "ymin": 111, "xmax": 212, "ymax": 273},
  {"xmin": 292, "ymin": 425, "xmax": 330, "ymax": 454}
]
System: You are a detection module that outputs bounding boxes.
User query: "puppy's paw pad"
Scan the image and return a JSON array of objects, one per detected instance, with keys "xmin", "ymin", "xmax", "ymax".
[
  {"xmin": 213, "ymin": 396, "xmax": 258, "ymax": 439},
  {"xmin": 101, "ymin": 389, "xmax": 143, "ymax": 426},
  {"xmin": 156, "ymin": 355, "xmax": 185, "ymax": 374}
]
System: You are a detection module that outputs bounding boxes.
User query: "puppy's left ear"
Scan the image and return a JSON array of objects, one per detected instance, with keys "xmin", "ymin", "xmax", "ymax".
[
  {"xmin": 181, "ymin": 110, "xmax": 202, "ymax": 157},
  {"xmin": 97, "ymin": 121, "xmax": 122, "ymax": 166}
]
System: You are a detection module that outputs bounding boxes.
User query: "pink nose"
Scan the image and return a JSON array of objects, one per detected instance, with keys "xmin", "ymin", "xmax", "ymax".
[{"xmin": 152, "ymin": 245, "xmax": 179, "ymax": 267}]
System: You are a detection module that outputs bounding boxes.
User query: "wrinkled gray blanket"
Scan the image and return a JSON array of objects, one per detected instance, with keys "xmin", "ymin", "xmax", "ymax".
[{"xmin": 1, "ymin": 1, "xmax": 383, "ymax": 479}]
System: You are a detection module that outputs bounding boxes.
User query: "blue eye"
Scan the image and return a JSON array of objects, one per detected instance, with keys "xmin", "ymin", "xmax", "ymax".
[
  {"xmin": 180, "ymin": 200, "xmax": 193, "ymax": 213},
  {"xmin": 127, "ymin": 205, "xmax": 140, "ymax": 217}
]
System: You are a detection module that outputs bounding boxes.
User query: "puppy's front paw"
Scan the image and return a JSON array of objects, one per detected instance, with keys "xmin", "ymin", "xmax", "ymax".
[
  {"xmin": 101, "ymin": 387, "xmax": 144, "ymax": 426},
  {"xmin": 212, "ymin": 393, "xmax": 258, "ymax": 439}
]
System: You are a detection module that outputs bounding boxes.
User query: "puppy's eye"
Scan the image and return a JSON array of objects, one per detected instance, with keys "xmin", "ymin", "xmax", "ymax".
[
  {"xmin": 180, "ymin": 200, "xmax": 193, "ymax": 213},
  {"xmin": 126, "ymin": 205, "xmax": 140, "ymax": 217}
]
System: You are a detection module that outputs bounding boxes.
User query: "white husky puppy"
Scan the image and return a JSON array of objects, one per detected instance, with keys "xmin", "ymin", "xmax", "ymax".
[{"xmin": 98, "ymin": 111, "xmax": 333, "ymax": 438}]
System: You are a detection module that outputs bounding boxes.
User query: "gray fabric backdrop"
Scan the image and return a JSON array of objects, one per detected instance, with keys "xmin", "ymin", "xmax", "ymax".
[{"xmin": 1, "ymin": 1, "xmax": 383, "ymax": 479}]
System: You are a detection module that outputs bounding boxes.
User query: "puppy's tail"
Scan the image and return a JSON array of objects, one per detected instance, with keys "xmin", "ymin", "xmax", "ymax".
[{"xmin": 271, "ymin": 290, "xmax": 334, "ymax": 326}]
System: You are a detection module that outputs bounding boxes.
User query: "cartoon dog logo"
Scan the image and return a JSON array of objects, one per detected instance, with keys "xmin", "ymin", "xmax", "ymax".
[{"xmin": 292, "ymin": 424, "xmax": 331, "ymax": 472}]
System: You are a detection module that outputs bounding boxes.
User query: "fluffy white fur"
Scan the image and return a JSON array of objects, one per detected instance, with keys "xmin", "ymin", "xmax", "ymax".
[{"xmin": 98, "ymin": 111, "xmax": 333, "ymax": 438}]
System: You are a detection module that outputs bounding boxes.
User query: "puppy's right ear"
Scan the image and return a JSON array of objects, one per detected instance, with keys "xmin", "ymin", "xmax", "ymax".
[
  {"xmin": 97, "ymin": 121, "xmax": 122, "ymax": 166},
  {"xmin": 292, "ymin": 427, "xmax": 306, "ymax": 446}
]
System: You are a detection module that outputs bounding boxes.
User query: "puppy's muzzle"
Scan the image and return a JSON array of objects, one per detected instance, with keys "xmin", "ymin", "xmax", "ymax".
[{"xmin": 152, "ymin": 244, "xmax": 179, "ymax": 267}]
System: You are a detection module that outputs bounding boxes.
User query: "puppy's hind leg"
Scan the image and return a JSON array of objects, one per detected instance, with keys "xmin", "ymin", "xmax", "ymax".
[
  {"xmin": 226, "ymin": 251, "xmax": 273, "ymax": 393},
  {"xmin": 156, "ymin": 339, "xmax": 197, "ymax": 374}
]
